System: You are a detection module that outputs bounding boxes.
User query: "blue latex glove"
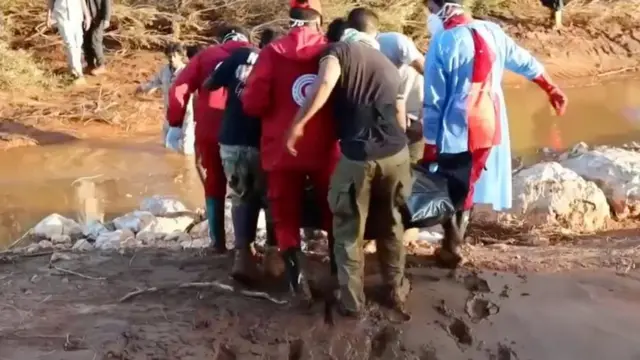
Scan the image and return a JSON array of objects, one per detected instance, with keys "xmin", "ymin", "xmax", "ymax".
[{"xmin": 165, "ymin": 127, "xmax": 182, "ymax": 151}]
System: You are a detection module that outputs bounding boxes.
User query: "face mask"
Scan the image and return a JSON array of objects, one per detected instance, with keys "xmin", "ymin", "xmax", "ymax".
[{"xmin": 427, "ymin": 13, "xmax": 444, "ymax": 35}]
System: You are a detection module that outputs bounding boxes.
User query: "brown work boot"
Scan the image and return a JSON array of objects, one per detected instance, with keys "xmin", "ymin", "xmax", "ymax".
[
  {"xmin": 436, "ymin": 216, "xmax": 465, "ymax": 269},
  {"xmin": 90, "ymin": 65, "xmax": 106, "ymax": 76},
  {"xmin": 262, "ymin": 245, "xmax": 285, "ymax": 278},
  {"xmin": 231, "ymin": 248, "xmax": 259, "ymax": 284},
  {"xmin": 434, "ymin": 247, "xmax": 464, "ymax": 269},
  {"xmin": 390, "ymin": 277, "xmax": 411, "ymax": 314}
]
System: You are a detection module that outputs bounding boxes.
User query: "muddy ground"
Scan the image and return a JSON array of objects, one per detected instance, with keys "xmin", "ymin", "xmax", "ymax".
[{"xmin": 2, "ymin": 231, "xmax": 640, "ymax": 360}]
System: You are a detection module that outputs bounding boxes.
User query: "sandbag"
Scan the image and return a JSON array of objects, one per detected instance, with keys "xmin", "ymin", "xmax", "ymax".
[{"xmin": 403, "ymin": 164, "xmax": 456, "ymax": 228}]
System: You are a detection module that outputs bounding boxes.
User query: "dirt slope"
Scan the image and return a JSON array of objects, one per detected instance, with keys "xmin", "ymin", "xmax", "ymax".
[{"xmin": 0, "ymin": 0, "xmax": 639, "ymax": 148}]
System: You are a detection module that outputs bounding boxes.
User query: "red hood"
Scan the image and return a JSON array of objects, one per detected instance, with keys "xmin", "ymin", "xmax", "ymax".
[
  {"xmin": 269, "ymin": 27, "xmax": 327, "ymax": 61},
  {"xmin": 216, "ymin": 40, "xmax": 252, "ymax": 57}
]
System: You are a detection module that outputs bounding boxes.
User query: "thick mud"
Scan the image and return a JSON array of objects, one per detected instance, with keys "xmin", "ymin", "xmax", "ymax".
[{"xmin": 2, "ymin": 250, "xmax": 640, "ymax": 359}]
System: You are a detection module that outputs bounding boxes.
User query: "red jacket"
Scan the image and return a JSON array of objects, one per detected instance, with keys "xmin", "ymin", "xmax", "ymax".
[
  {"xmin": 242, "ymin": 27, "xmax": 339, "ymax": 171},
  {"xmin": 167, "ymin": 40, "xmax": 251, "ymax": 142}
]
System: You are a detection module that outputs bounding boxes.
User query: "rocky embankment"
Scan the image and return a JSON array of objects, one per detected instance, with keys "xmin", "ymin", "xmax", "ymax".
[
  {"xmin": 5, "ymin": 144, "xmax": 640, "ymax": 255},
  {"xmin": 474, "ymin": 143, "xmax": 640, "ymax": 232}
]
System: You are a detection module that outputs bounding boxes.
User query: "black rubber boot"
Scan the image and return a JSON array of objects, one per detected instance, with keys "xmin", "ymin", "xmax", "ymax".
[
  {"xmin": 282, "ymin": 248, "xmax": 313, "ymax": 308},
  {"xmin": 230, "ymin": 201, "xmax": 261, "ymax": 283},
  {"xmin": 231, "ymin": 201, "xmax": 260, "ymax": 249}
]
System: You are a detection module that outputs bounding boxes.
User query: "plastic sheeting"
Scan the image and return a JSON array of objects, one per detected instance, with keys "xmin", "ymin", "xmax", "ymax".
[{"xmin": 404, "ymin": 165, "xmax": 456, "ymax": 228}]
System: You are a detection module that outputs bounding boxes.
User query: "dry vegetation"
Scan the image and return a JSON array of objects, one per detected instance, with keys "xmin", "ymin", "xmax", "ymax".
[{"xmin": 0, "ymin": 0, "xmax": 638, "ymax": 133}]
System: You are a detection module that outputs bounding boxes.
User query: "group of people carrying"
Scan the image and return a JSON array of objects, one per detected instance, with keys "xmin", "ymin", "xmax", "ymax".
[{"xmin": 151, "ymin": 0, "xmax": 568, "ymax": 318}]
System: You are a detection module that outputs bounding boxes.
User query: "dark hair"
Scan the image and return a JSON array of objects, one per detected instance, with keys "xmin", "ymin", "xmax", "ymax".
[
  {"xmin": 429, "ymin": 0, "xmax": 464, "ymax": 6},
  {"xmin": 218, "ymin": 25, "xmax": 250, "ymax": 43},
  {"xmin": 346, "ymin": 7, "xmax": 379, "ymax": 33},
  {"xmin": 185, "ymin": 45, "xmax": 203, "ymax": 59},
  {"xmin": 164, "ymin": 42, "xmax": 184, "ymax": 56},
  {"xmin": 289, "ymin": 7, "xmax": 322, "ymax": 26},
  {"xmin": 326, "ymin": 18, "xmax": 348, "ymax": 43},
  {"xmin": 259, "ymin": 28, "xmax": 280, "ymax": 48}
]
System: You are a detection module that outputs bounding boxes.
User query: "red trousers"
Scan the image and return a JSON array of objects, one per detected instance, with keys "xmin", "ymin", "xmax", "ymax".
[
  {"xmin": 195, "ymin": 139, "xmax": 227, "ymax": 198},
  {"xmin": 423, "ymin": 144, "xmax": 491, "ymax": 211},
  {"xmin": 462, "ymin": 148, "xmax": 490, "ymax": 210},
  {"xmin": 267, "ymin": 165, "xmax": 336, "ymax": 251}
]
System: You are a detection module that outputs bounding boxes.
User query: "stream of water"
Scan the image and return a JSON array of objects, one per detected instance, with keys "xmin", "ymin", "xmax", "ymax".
[{"xmin": 1, "ymin": 77, "xmax": 639, "ymax": 246}]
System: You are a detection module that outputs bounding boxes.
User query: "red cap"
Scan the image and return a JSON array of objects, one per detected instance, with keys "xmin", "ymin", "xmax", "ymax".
[{"xmin": 289, "ymin": 0, "xmax": 322, "ymax": 14}]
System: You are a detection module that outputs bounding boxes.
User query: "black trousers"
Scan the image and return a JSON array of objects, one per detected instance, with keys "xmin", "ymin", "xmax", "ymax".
[
  {"xmin": 83, "ymin": 20, "xmax": 105, "ymax": 67},
  {"xmin": 540, "ymin": 0, "xmax": 565, "ymax": 10}
]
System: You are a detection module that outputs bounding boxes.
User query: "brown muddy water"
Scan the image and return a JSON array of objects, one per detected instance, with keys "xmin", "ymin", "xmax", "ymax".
[{"xmin": 1, "ymin": 77, "xmax": 640, "ymax": 246}]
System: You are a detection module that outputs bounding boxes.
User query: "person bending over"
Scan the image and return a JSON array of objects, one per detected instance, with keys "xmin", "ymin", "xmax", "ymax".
[
  {"xmin": 347, "ymin": 7, "xmax": 426, "ymax": 164},
  {"xmin": 286, "ymin": 24, "xmax": 413, "ymax": 318}
]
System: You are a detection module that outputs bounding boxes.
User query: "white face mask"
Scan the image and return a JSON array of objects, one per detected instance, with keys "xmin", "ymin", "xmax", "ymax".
[{"xmin": 427, "ymin": 13, "xmax": 444, "ymax": 36}]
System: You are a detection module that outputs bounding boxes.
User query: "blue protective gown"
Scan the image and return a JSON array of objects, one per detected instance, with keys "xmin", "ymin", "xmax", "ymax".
[{"xmin": 423, "ymin": 20, "xmax": 544, "ymax": 210}]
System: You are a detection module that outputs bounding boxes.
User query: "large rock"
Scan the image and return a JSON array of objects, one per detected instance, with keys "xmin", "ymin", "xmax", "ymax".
[
  {"xmin": 143, "ymin": 216, "xmax": 194, "ymax": 234},
  {"xmin": 95, "ymin": 230, "xmax": 135, "ymax": 250},
  {"xmin": 112, "ymin": 211, "xmax": 156, "ymax": 233},
  {"xmin": 139, "ymin": 196, "xmax": 188, "ymax": 216},
  {"xmin": 33, "ymin": 214, "xmax": 83, "ymax": 240},
  {"xmin": 82, "ymin": 220, "xmax": 109, "ymax": 241},
  {"xmin": 135, "ymin": 231, "xmax": 166, "ymax": 246},
  {"xmin": 511, "ymin": 162, "xmax": 610, "ymax": 231},
  {"xmin": 561, "ymin": 147, "xmax": 640, "ymax": 219},
  {"xmin": 72, "ymin": 239, "xmax": 95, "ymax": 251}
]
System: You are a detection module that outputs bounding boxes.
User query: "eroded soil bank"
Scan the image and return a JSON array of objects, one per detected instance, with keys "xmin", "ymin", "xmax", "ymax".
[{"xmin": 2, "ymin": 246, "xmax": 640, "ymax": 360}]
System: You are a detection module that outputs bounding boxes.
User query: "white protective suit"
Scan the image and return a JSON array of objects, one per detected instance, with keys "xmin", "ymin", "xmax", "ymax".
[
  {"xmin": 52, "ymin": 0, "xmax": 84, "ymax": 76},
  {"xmin": 140, "ymin": 63, "xmax": 195, "ymax": 155}
]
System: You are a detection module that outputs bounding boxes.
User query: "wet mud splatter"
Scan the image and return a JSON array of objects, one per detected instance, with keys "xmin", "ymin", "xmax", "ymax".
[
  {"xmin": 465, "ymin": 296, "xmax": 500, "ymax": 323},
  {"xmin": 463, "ymin": 273, "xmax": 491, "ymax": 293},
  {"xmin": 487, "ymin": 342, "xmax": 520, "ymax": 360},
  {"xmin": 369, "ymin": 325, "xmax": 401, "ymax": 358}
]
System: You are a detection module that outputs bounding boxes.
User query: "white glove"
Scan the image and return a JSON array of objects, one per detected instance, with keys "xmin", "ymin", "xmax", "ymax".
[{"xmin": 165, "ymin": 127, "xmax": 182, "ymax": 152}]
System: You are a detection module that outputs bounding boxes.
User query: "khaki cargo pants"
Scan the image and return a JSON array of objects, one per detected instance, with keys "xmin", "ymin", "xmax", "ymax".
[
  {"xmin": 328, "ymin": 147, "xmax": 412, "ymax": 313},
  {"xmin": 220, "ymin": 144, "xmax": 276, "ymax": 247},
  {"xmin": 408, "ymin": 138, "xmax": 425, "ymax": 165},
  {"xmin": 219, "ymin": 145, "xmax": 264, "ymax": 204}
]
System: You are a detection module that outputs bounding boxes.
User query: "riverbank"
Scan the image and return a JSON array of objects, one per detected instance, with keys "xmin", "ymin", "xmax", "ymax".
[{"xmin": 1, "ymin": 0, "xmax": 639, "ymax": 150}]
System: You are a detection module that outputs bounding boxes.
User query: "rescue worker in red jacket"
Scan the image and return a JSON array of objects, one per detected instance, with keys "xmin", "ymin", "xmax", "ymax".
[
  {"xmin": 167, "ymin": 26, "xmax": 251, "ymax": 253},
  {"xmin": 241, "ymin": 1, "xmax": 339, "ymax": 303}
]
